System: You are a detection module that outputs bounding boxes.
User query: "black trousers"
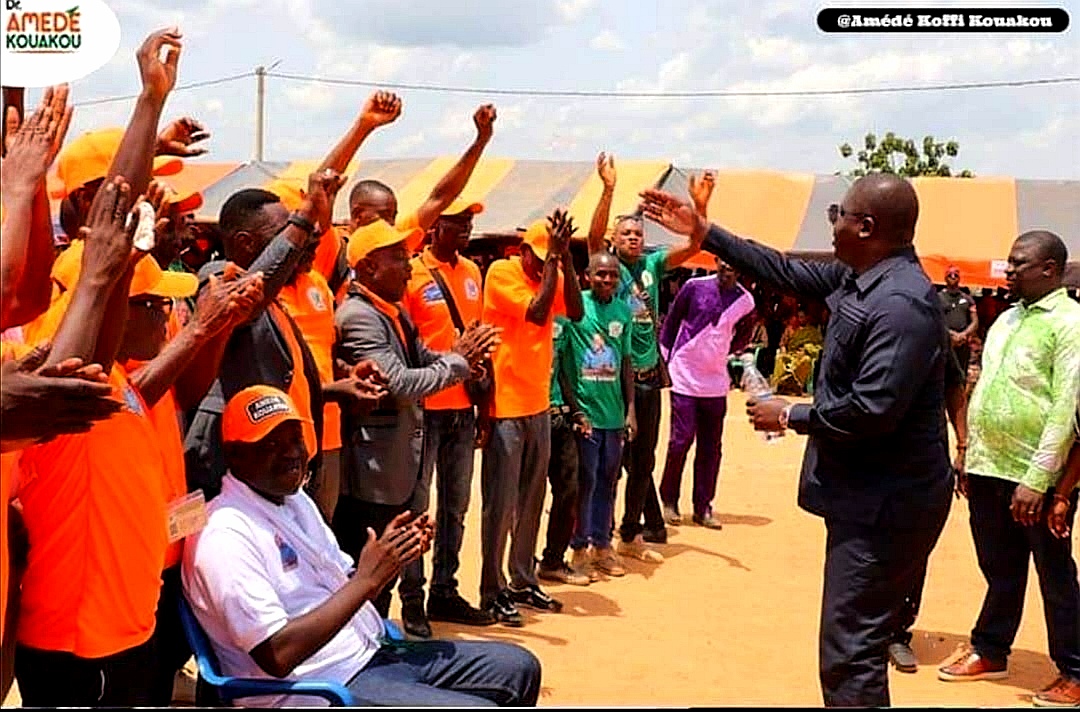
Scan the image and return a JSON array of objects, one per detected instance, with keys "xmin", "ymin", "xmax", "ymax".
[
  {"xmin": 332, "ymin": 495, "xmax": 408, "ymax": 617},
  {"xmin": 967, "ymin": 474, "xmax": 1080, "ymax": 679},
  {"xmin": 150, "ymin": 565, "xmax": 194, "ymax": 706},
  {"xmin": 15, "ymin": 636, "xmax": 157, "ymax": 707},
  {"xmin": 541, "ymin": 412, "xmax": 580, "ymax": 568},
  {"xmin": 619, "ymin": 384, "xmax": 665, "ymax": 543},
  {"xmin": 819, "ymin": 476, "xmax": 952, "ymax": 707}
]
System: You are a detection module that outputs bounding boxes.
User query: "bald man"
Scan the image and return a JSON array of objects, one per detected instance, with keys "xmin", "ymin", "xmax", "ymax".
[{"xmin": 641, "ymin": 174, "xmax": 954, "ymax": 707}]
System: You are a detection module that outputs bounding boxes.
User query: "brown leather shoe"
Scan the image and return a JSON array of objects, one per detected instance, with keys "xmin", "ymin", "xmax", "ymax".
[
  {"xmin": 1034, "ymin": 676, "xmax": 1080, "ymax": 707},
  {"xmin": 938, "ymin": 648, "xmax": 1008, "ymax": 682}
]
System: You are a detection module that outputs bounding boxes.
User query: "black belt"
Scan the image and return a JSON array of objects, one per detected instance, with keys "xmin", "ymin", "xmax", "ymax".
[
  {"xmin": 549, "ymin": 405, "xmax": 572, "ymax": 416},
  {"xmin": 634, "ymin": 366, "xmax": 661, "ymax": 383}
]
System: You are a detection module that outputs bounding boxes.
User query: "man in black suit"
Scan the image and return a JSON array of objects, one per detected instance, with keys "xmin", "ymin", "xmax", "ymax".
[{"xmin": 641, "ymin": 174, "xmax": 953, "ymax": 707}]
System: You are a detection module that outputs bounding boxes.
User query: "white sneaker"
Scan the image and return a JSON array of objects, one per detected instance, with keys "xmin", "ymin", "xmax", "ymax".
[{"xmin": 617, "ymin": 534, "xmax": 664, "ymax": 563}]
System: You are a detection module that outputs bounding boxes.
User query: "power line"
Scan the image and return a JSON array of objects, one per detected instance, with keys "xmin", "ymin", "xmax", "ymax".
[
  {"xmin": 265, "ymin": 72, "xmax": 1079, "ymax": 98},
  {"xmin": 73, "ymin": 72, "xmax": 254, "ymax": 107}
]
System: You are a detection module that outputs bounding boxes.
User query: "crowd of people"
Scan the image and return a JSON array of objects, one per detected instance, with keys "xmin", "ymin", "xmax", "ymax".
[{"xmin": 1, "ymin": 25, "xmax": 1078, "ymax": 710}]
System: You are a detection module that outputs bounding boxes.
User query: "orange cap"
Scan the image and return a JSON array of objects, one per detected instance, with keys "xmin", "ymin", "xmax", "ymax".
[
  {"xmin": 265, "ymin": 178, "xmax": 306, "ymax": 212},
  {"xmin": 222, "ymin": 385, "xmax": 312, "ymax": 444},
  {"xmin": 49, "ymin": 128, "xmax": 184, "ymax": 199},
  {"xmin": 163, "ymin": 184, "xmax": 204, "ymax": 214},
  {"xmin": 519, "ymin": 219, "xmax": 550, "ymax": 261},
  {"xmin": 347, "ymin": 219, "xmax": 422, "ymax": 267},
  {"xmin": 52, "ymin": 241, "xmax": 197, "ymax": 298},
  {"xmin": 441, "ymin": 198, "xmax": 484, "ymax": 217}
]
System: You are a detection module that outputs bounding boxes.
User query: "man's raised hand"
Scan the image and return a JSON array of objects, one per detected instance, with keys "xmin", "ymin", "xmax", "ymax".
[
  {"xmin": 474, "ymin": 104, "xmax": 497, "ymax": 142},
  {"xmin": 597, "ymin": 152, "xmax": 616, "ymax": 189},
  {"xmin": 137, "ymin": 27, "xmax": 183, "ymax": 101},
  {"xmin": 359, "ymin": 91, "xmax": 402, "ymax": 130},
  {"xmin": 640, "ymin": 189, "xmax": 706, "ymax": 241},
  {"xmin": 688, "ymin": 170, "xmax": 715, "ymax": 217}
]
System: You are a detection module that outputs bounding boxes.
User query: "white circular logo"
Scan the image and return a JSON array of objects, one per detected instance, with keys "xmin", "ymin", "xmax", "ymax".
[
  {"xmin": 464, "ymin": 278, "xmax": 480, "ymax": 301},
  {"xmin": 608, "ymin": 321, "xmax": 624, "ymax": 339},
  {"xmin": 2, "ymin": 0, "xmax": 121, "ymax": 87}
]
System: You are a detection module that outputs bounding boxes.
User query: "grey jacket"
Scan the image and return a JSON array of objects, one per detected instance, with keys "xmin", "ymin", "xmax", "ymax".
[
  {"xmin": 183, "ymin": 233, "xmax": 324, "ymax": 500},
  {"xmin": 335, "ymin": 289, "xmax": 469, "ymax": 507}
]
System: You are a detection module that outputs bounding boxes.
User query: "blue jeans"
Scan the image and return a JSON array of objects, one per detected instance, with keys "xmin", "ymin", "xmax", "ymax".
[
  {"xmin": 402, "ymin": 409, "xmax": 476, "ymax": 602},
  {"xmin": 572, "ymin": 429, "xmax": 623, "ymax": 551},
  {"xmin": 346, "ymin": 640, "xmax": 541, "ymax": 707}
]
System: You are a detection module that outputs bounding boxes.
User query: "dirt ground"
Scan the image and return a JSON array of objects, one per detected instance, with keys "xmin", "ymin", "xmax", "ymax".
[{"xmin": 4, "ymin": 390, "xmax": 1077, "ymax": 707}]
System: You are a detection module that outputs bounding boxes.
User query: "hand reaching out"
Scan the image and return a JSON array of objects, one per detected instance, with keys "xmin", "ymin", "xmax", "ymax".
[
  {"xmin": 639, "ymin": 189, "xmax": 707, "ymax": 243},
  {"xmin": 156, "ymin": 116, "xmax": 210, "ymax": 157},
  {"xmin": 1, "ymin": 344, "xmax": 121, "ymax": 448}
]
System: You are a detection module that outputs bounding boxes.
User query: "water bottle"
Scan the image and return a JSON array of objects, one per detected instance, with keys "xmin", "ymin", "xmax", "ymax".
[{"xmin": 740, "ymin": 353, "xmax": 784, "ymax": 442}]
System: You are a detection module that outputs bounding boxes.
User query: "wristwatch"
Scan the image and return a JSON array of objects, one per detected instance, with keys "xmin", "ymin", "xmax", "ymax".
[
  {"xmin": 286, "ymin": 212, "xmax": 317, "ymax": 235},
  {"xmin": 778, "ymin": 403, "xmax": 793, "ymax": 430}
]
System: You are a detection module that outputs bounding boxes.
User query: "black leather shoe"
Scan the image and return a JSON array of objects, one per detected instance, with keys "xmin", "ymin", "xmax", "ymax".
[
  {"xmin": 642, "ymin": 527, "xmax": 668, "ymax": 544},
  {"xmin": 888, "ymin": 641, "xmax": 918, "ymax": 673},
  {"xmin": 509, "ymin": 584, "xmax": 563, "ymax": 613},
  {"xmin": 427, "ymin": 593, "xmax": 496, "ymax": 626},
  {"xmin": 401, "ymin": 600, "xmax": 432, "ymax": 639},
  {"xmin": 485, "ymin": 591, "xmax": 524, "ymax": 627}
]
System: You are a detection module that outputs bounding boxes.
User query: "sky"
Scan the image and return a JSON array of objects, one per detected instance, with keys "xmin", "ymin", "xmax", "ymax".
[{"xmin": 50, "ymin": 0, "xmax": 1080, "ymax": 179}]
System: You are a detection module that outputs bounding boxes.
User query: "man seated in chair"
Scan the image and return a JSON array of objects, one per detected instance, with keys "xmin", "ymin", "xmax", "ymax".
[
  {"xmin": 181, "ymin": 386, "xmax": 542, "ymax": 707},
  {"xmin": 771, "ymin": 307, "xmax": 823, "ymax": 396}
]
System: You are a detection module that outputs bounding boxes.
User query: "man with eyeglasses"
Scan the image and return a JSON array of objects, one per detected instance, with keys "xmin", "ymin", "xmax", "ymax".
[{"xmin": 641, "ymin": 173, "xmax": 954, "ymax": 707}]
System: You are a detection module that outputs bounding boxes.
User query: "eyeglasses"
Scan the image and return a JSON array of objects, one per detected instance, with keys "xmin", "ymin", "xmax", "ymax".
[
  {"xmin": 130, "ymin": 297, "xmax": 174, "ymax": 315},
  {"xmin": 827, "ymin": 204, "xmax": 875, "ymax": 225}
]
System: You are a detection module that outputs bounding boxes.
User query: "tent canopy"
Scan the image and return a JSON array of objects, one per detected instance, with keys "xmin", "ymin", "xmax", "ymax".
[{"xmin": 182, "ymin": 157, "xmax": 1076, "ymax": 289}]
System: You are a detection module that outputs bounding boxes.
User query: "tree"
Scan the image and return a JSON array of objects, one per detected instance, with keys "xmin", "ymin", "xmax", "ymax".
[{"xmin": 838, "ymin": 132, "xmax": 974, "ymax": 178}]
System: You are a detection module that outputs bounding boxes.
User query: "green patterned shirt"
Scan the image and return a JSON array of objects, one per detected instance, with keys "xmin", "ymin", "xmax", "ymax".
[{"xmin": 967, "ymin": 288, "xmax": 1080, "ymax": 493}]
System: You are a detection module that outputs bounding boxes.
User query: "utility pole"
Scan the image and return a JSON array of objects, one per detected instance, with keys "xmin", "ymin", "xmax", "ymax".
[{"xmin": 255, "ymin": 65, "xmax": 265, "ymax": 162}]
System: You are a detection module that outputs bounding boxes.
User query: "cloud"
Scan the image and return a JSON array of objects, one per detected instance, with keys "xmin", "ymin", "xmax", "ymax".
[{"xmin": 590, "ymin": 30, "xmax": 625, "ymax": 52}]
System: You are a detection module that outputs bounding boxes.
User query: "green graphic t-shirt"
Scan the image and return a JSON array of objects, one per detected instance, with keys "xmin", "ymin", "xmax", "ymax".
[
  {"xmin": 563, "ymin": 291, "xmax": 633, "ymax": 430},
  {"xmin": 617, "ymin": 249, "xmax": 668, "ymax": 370}
]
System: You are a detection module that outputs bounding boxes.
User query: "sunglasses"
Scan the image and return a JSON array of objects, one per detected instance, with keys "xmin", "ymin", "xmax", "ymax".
[
  {"xmin": 130, "ymin": 296, "xmax": 174, "ymax": 315},
  {"xmin": 827, "ymin": 204, "xmax": 875, "ymax": 225}
]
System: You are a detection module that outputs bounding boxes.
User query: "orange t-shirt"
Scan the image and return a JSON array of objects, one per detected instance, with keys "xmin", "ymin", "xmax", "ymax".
[
  {"xmin": 0, "ymin": 340, "xmax": 31, "ymax": 643},
  {"xmin": 124, "ymin": 357, "xmax": 188, "ymax": 571},
  {"xmin": 15, "ymin": 364, "xmax": 169, "ymax": 658},
  {"xmin": 313, "ymin": 226, "xmax": 345, "ymax": 285},
  {"xmin": 403, "ymin": 248, "xmax": 484, "ymax": 411},
  {"xmin": 278, "ymin": 272, "xmax": 342, "ymax": 452},
  {"xmin": 482, "ymin": 257, "xmax": 566, "ymax": 419},
  {"xmin": 267, "ymin": 302, "xmax": 319, "ymax": 461}
]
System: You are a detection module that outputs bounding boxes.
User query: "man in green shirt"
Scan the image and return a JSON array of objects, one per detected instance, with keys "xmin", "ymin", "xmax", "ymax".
[
  {"xmin": 536, "ymin": 317, "xmax": 591, "ymax": 587},
  {"xmin": 939, "ymin": 231, "xmax": 1080, "ymax": 708},
  {"xmin": 586, "ymin": 153, "xmax": 713, "ymax": 556},
  {"xmin": 561, "ymin": 252, "xmax": 651, "ymax": 578}
]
